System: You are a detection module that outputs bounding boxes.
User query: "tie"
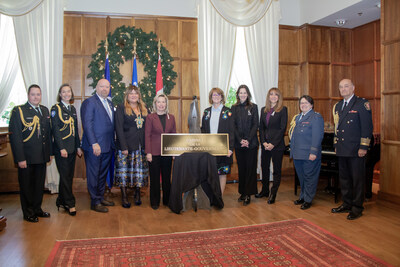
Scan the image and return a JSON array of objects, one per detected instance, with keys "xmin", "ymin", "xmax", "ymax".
[
  {"xmin": 35, "ymin": 107, "xmax": 42, "ymax": 116},
  {"xmin": 299, "ymin": 114, "xmax": 303, "ymax": 121},
  {"xmin": 342, "ymin": 101, "xmax": 348, "ymax": 111},
  {"xmin": 103, "ymin": 99, "xmax": 112, "ymax": 120},
  {"xmin": 67, "ymin": 105, "xmax": 71, "ymax": 112}
]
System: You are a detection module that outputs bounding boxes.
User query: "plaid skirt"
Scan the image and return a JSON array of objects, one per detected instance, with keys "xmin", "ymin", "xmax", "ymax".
[{"xmin": 114, "ymin": 148, "xmax": 149, "ymax": 188}]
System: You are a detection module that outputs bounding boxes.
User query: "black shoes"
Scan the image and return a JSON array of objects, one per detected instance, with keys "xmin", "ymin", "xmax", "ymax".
[
  {"xmin": 36, "ymin": 211, "xmax": 50, "ymax": 218},
  {"xmin": 347, "ymin": 212, "xmax": 362, "ymax": 220},
  {"xmin": 255, "ymin": 192, "xmax": 268, "ymax": 198},
  {"xmin": 91, "ymin": 204, "xmax": 108, "ymax": 213},
  {"xmin": 300, "ymin": 202, "xmax": 312, "ymax": 210},
  {"xmin": 267, "ymin": 194, "xmax": 276, "ymax": 204},
  {"xmin": 24, "ymin": 216, "xmax": 38, "ymax": 223},
  {"xmin": 121, "ymin": 187, "xmax": 131, "ymax": 208},
  {"xmin": 238, "ymin": 195, "xmax": 245, "ymax": 202},
  {"xmin": 243, "ymin": 196, "xmax": 251, "ymax": 206},
  {"xmin": 331, "ymin": 205, "xmax": 351, "ymax": 213},
  {"xmin": 151, "ymin": 205, "xmax": 159, "ymax": 210},
  {"xmin": 101, "ymin": 200, "xmax": 115, "ymax": 206},
  {"xmin": 294, "ymin": 199, "xmax": 304, "ymax": 205},
  {"xmin": 134, "ymin": 187, "xmax": 142, "ymax": 206}
]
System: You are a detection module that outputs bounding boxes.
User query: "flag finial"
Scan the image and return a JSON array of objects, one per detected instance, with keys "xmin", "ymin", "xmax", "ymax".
[{"xmin": 158, "ymin": 39, "xmax": 161, "ymax": 55}]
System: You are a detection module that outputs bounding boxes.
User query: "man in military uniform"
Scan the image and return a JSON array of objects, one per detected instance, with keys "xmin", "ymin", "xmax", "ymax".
[
  {"xmin": 9, "ymin": 84, "xmax": 52, "ymax": 223},
  {"xmin": 332, "ymin": 79, "xmax": 373, "ymax": 220}
]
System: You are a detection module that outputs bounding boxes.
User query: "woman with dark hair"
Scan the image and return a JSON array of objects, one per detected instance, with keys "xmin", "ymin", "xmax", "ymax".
[
  {"xmin": 145, "ymin": 93, "xmax": 176, "ymax": 209},
  {"xmin": 289, "ymin": 95, "xmax": 324, "ymax": 210},
  {"xmin": 231, "ymin": 85, "xmax": 259, "ymax": 205},
  {"xmin": 114, "ymin": 85, "xmax": 149, "ymax": 208},
  {"xmin": 257, "ymin": 87, "xmax": 288, "ymax": 204},
  {"xmin": 201, "ymin": 87, "xmax": 234, "ymax": 194},
  {"xmin": 51, "ymin": 84, "xmax": 82, "ymax": 216}
]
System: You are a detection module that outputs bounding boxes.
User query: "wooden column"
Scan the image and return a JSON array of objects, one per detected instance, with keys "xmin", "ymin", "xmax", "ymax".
[{"xmin": 379, "ymin": 0, "xmax": 400, "ymax": 204}]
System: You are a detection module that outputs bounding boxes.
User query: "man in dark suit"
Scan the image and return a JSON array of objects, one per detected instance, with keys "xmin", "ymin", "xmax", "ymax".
[
  {"xmin": 332, "ymin": 79, "xmax": 373, "ymax": 220},
  {"xmin": 81, "ymin": 79, "xmax": 115, "ymax": 213},
  {"xmin": 9, "ymin": 84, "xmax": 52, "ymax": 223}
]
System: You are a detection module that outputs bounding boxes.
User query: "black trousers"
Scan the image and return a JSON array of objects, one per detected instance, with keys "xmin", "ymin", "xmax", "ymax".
[
  {"xmin": 55, "ymin": 152, "xmax": 77, "ymax": 208},
  {"xmin": 18, "ymin": 163, "xmax": 46, "ymax": 218},
  {"xmin": 338, "ymin": 156, "xmax": 366, "ymax": 214},
  {"xmin": 149, "ymin": 156, "xmax": 172, "ymax": 207},
  {"xmin": 260, "ymin": 149, "xmax": 284, "ymax": 196},
  {"xmin": 235, "ymin": 147, "xmax": 258, "ymax": 196}
]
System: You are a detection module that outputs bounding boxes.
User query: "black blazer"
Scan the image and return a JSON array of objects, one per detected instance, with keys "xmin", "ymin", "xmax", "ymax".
[
  {"xmin": 201, "ymin": 105, "xmax": 234, "ymax": 151},
  {"xmin": 51, "ymin": 103, "xmax": 80, "ymax": 154},
  {"xmin": 259, "ymin": 106, "xmax": 288, "ymax": 151},
  {"xmin": 9, "ymin": 102, "xmax": 51, "ymax": 164},
  {"xmin": 115, "ymin": 105, "xmax": 147, "ymax": 151},
  {"xmin": 231, "ymin": 103, "xmax": 259, "ymax": 149}
]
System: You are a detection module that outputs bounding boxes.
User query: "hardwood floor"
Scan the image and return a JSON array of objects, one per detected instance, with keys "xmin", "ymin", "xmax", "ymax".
[{"xmin": 0, "ymin": 177, "xmax": 399, "ymax": 266}]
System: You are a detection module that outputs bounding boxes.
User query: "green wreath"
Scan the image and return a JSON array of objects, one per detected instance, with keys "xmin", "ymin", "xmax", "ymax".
[{"xmin": 87, "ymin": 26, "xmax": 177, "ymax": 108}]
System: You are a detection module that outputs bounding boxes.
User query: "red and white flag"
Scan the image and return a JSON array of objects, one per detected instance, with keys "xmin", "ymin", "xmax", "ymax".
[{"xmin": 155, "ymin": 55, "xmax": 163, "ymax": 95}]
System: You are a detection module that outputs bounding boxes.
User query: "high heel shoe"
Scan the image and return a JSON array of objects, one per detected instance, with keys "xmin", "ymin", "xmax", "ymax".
[
  {"xmin": 121, "ymin": 186, "xmax": 131, "ymax": 208},
  {"xmin": 267, "ymin": 194, "xmax": 276, "ymax": 204},
  {"xmin": 68, "ymin": 207, "xmax": 77, "ymax": 216}
]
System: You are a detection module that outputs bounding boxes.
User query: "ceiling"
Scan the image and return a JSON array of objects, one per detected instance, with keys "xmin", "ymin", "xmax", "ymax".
[{"xmin": 312, "ymin": 0, "xmax": 381, "ymax": 29}]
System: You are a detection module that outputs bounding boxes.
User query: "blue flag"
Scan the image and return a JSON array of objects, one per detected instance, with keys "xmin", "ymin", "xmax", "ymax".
[
  {"xmin": 104, "ymin": 53, "xmax": 114, "ymax": 189},
  {"xmin": 132, "ymin": 54, "xmax": 138, "ymax": 86}
]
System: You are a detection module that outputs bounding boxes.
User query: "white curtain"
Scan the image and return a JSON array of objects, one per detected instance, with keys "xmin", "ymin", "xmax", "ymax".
[
  {"xmin": 12, "ymin": 0, "xmax": 64, "ymax": 193},
  {"xmin": 244, "ymin": 0, "xmax": 281, "ymax": 107},
  {"xmin": 0, "ymin": 15, "xmax": 20, "ymax": 114},
  {"xmin": 0, "ymin": 0, "xmax": 43, "ymax": 16},
  {"xmin": 210, "ymin": 0, "xmax": 272, "ymax": 26},
  {"xmin": 198, "ymin": 0, "xmax": 236, "ymax": 113}
]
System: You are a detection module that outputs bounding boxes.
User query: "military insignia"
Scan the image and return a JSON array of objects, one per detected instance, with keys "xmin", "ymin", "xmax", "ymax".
[
  {"xmin": 51, "ymin": 110, "xmax": 56, "ymax": 117},
  {"xmin": 364, "ymin": 102, "xmax": 371, "ymax": 111}
]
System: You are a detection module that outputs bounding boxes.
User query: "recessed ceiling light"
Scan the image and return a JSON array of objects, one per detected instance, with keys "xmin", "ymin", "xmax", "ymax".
[{"xmin": 335, "ymin": 19, "xmax": 346, "ymax": 26}]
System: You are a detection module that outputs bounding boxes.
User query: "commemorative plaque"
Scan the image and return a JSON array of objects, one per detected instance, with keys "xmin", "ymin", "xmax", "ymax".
[{"xmin": 161, "ymin": 133, "xmax": 229, "ymax": 156}]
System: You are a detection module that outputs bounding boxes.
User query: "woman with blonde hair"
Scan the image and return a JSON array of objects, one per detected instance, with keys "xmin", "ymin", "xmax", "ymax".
[
  {"xmin": 257, "ymin": 87, "xmax": 288, "ymax": 204},
  {"xmin": 145, "ymin": 93, "xmax": 176, "ymax": 209},
  {"xmin": 114, "ymin": 85, "xmax": 149, "ymax": 208},
  {"xmin": 201, "ymin": 87, "xmax": 234, "ymax": 194}
]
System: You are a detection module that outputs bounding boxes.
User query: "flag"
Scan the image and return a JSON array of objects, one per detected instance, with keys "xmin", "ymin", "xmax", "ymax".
[
  {"xmin": 155, "ymin": 55, "xmax": 163, "ymax": 95},
  {"xmin": 132, "ymin": 54, "xmax": 138, "ymax": 86},
  {"xmin": 104, "ymin": 51, "xmax": 114, "ymax": 189}
]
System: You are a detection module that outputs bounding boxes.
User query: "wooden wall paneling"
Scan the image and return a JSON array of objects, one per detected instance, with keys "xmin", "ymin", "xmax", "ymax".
[
  {"xmin": 376, "ymin": 61, "xmax": 381, "ymax": 97},
  {"xmin": 382, "ymin": 94, "xmax": 400, "ymax": 141},
  {"xmin": 380, "ymin": 144, "xmax": 400, "ymax": 196},
  {"xmin": 353, "ymin": 62, "xmax": 375, "ymax": 98},
  {"xmin": 331, "ymin": 65, "xmax": 352, "ymax": 98},
  {"xmin": 156, "ymin": 19, "xmax": 179, "ymax": 58},
  {"xmin": 82, "ymin": 16, "xmax": 107, "ymax": 56},
  {"xmin": 63, "ymin": 57, "xmax": 83, "ymax": 97},
  {"xmin": 331, "ymin": 29, "xmax": 352, "ymax": 64},
  {"xmin": 83, "ymin": 56, "xmax": 95, "ymax": 97},
  {"xmin": 278, "ymin": 64, "xmax": 300, "ymax": 98},
  {"xmin": 375, "ymin": 21, "xmax": 381, "ymax": 60},
  {"xmin": 308, "ymin": 64, "xmax": 330, "ymax": 98},
  {"xmin": 383, "ymin": 0, "xmax": 400, "ymax": 42},
  {"xmin": 279, "ymin": 27, "xmax": 299, "ymax": 63},
  {"xmin": 285, "ymin": 99, "xmax": 299, "ymax": 127},
  {"xmin": 307, "ymin": 27, "xmax": 330, "ymax": 63},
  {"xmin": 299, "ymin": 27, "xmax": 308, "ymax": 63},
  {"xmin": 109, "ymin": 16, "xmax": 134, "ymax": 33},
  {"xmin": 182, "ymin": 21, "xmax": 198, "ymax": 59},
  {"xmin": 299, "ymin": 63, "xmax": 308, "ymax": 96},
  {"xmin": 353, "ymin": 23, "xmax": 375, "ymax": 63},
  {"xmin": 181, "ymin": 60, "xmax": 199, "ymax": 98},
  {"xmin": 63, "ymin": 14, "xmax": 82, "ymax": 55},
  {"xmin": 313, "ymin": 99, "xmax": 331, "ymax": 127},
  {"xmin": 383, "ymin": 43, "xmax": 400, "ymax": 93},
  {"xmin": 370, "ymin": 100, "xmax": 381, "ymax": 133},
  {"xmin": 168, "ymin": 99, "xmax": 181, "ymax": 133},
  {"xmin": 133, "ymin": 18, "xmax": 156, "ymax": 35},
  {"xmin": 168, "ymin": 60, "xmax": 181, "ymax": 98}
]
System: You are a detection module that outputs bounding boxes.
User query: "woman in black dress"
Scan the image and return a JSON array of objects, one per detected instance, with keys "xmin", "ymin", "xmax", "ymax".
[
  {"xmin": 51, "ymin": 84, "xmax": 82, "ymax": 216},
  {"xmin": 231, "ymin": 85, "xmax": 259, "ymax": 205}
]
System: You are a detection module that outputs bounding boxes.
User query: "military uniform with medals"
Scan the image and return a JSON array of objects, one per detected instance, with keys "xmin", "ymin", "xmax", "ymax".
[
  {"xmin": 51, "ymin": 102, "xmax": 80, "ymax": 210},
  {"xmin": 9, "ymin": 102, "xmax": 51, "ymax": 220},
  {"xmin": 333, "ymin": 95, "xmax": 373, "ymax": 216}
]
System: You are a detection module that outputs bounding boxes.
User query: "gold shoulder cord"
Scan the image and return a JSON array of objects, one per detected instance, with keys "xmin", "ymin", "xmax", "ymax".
[
  {"xmin": 18, "ymin": 107, "xmax": 40, "ymax": 142},
  {"xmin": 288, "ymin": 114, "xmax": 299, "ymax": 140},
  {"xmin": 332, "ymin": 103, "xmax": 339, "ymax": 135},
  {"xmin": 56, "ymin": 104, "xmax": 75, "ymax": 139}
]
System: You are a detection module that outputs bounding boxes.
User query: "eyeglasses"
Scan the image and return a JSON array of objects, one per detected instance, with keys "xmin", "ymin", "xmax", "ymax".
[{"xmin": 212, "ymin": 94, "xmax": 221, "ymax": 97}]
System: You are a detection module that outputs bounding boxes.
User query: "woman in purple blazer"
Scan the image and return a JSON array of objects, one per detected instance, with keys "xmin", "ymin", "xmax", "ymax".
[{"xmin": 145, "ymin": 93, "xmax": 176, "ymax": 209}]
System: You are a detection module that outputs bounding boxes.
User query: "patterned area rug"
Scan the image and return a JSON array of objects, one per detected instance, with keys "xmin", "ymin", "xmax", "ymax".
[{"xmin": 45, "ymin": 219, "xmax": 390, "ymax": 266}]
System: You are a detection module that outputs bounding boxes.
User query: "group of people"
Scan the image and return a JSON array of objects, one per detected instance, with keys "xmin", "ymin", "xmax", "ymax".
[{"xmin": 8, "ymin": 77, "xmax": 372, "ymax": 223}]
